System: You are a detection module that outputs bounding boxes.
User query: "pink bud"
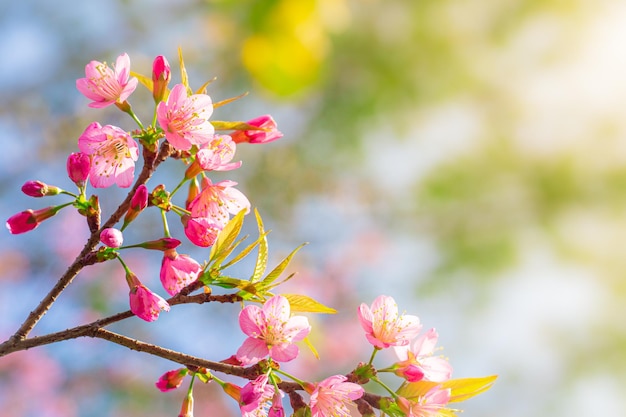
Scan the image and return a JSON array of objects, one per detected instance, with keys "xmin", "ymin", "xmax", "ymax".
[
  {"xmin": 21, "ymin": 181, "xmax": 61, "ymax": 197},
  {"xmin": 182, "ymin": 215, "xmax": 222, "ymax": 247},
  {"xmin": 156, "ymin": 368, "xmax": 188, "ymax": 392},
  {"xmin": 160, "ymin": 249, "xmax": 202, "ymax": 296},
  {"xmin": 136, "ymin": 237, "xmax": 181, "ymax": 251},
  {"xmin": 152, "ymin": 55, "xmax": 171, "ymax": 103},
  {"xmin": 126, "ymin": 272, "xmax": 170, "ymax": 322},
  {"xmin": 123, "ymin": 184, "xmax": 148, "ymax": 227},
  {"xmin": 100, "ymin": 228, "xmax": 124, "ymax": 248},
  {"xmin": 66, "ymin": 152, "xmax": 91, "ymax": 187},
  {"xmin": 6, "ymin": 206, "xmax": 63, "ymax": 234},
  {"xmin": 230, "ymin": 115, "xmax": 283, "ymax": 144}
]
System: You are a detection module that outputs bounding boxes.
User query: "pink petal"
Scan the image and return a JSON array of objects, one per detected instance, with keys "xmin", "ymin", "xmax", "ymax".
[
  {"xmin": 239, "ymin": 305, "xmax": 265, "ymax": 337},
  {"xmin": 236, "ymin": 337, "xmax": 269, "ymax": 365}
]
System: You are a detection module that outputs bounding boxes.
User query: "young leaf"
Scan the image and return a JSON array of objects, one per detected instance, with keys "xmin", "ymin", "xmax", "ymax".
[
  {"xmin": 260, "ymin": 243, "xmax": 307, "ymax": 287},
  {"xmin": 211, "ymin": 121, "xmax": 264, "ymax": 131},
  {"xmin": 220, "ymin": 233, "xmax": 268, "ymax": 270},
  {"xmin": 130, "ymin": 71, "xmax": 153, "ymax": 93},
  {"xmin": 282, "ymin": 294, "xmax": 336, "ymax": 314},
  {"xmin": 302, "ymin": 336, "xmax": 320, "ymax": 360},
  {"xmin": 209, "ymin": 210, "xmax": 247, "ymax": 265},
  {"xmin": 178, "ymin": 46, "xmax": 190, "ymax": 93},
  {"xmin": 443, "ymin": 375, "xmax": 497, "ymax": 403},
  {"xmin": 251, "ymin": 208, "xmax": 268, "ymax": 282},
  {"xmin": 213, "ymin": 91, "xmax": 249, "ymax": 109},
  {"xmin": 195, "ymin": 77, "xmax": 217, "ymax": 95}
]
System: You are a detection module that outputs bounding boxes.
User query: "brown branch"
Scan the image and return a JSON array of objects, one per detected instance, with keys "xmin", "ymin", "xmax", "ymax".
[{"xmin": 1, "ymin": 141, "xmax": 172, "ymax": 350}]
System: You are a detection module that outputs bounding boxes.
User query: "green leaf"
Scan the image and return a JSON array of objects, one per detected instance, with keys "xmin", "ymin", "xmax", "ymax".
[
  {"xmin": 209, "ymin": 210, "xmax": 247, "ymax": 265},
  {"xmin": 397, "ymin": 375, "xmax": 497, "ymax": 405},
  {"xmin": 444, "ymin": 375, "xmax": 497, "ymax": 403},
  {"xmin": 283, "ymin": 293, "xmax": 336, "ymax": 314},
  {"xmin": 178, "ymin": 47, "xmax": 190, "ymax": 93},
  {"xmin": 221, "ymin": 233, "xmax": 268, "ymax": 270},
  {"xmin": 302, "ymin": 336, "xmax": 319, "ymax": 359},
  {"xmin": 211, "ymin": 120, "xmax": 266, "ymax": 131},
  {"xmin": 260, "ymin": 243, "xmax": 307, "ymax": 287},
  {"xmin": 213, "ymin": 91, "xmax": 249, "ymax": 109},
  {"xmin": 130, "ymin": 71, "xmax": 153, "ymax": 93},
  {"xmin": 251, "ymin": 208, "xmax": 269, "ymax": 282}
]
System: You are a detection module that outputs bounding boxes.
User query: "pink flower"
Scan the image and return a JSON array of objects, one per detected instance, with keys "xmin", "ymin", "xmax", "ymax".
[
  {"xmin": 309, "ymin": 375, "xmax": 364, "ymax": 417},
  {"xmin": 188, "ymin": 178, "xmax": 250, "ymax": 227},
  {"xmin": 156, "ymin": 83, "xmax": 214, "ymax": 151},
  {"xmin": 160, "ymin": 249, "xmax": 202, "ymax": 296},
  {"xmin": 393, "ymin": 328, "xmax": 452, "ymax": 382},
  {"xmin": 21, "ymin": 181, "xmax": 60, "ymax": 198},
  {"xmin": 76, "ymin": 53, "xmax": 138, "ymax": 108},
  {"xmin": 236, "ymin": 295, "xmax": 311, "ymax": 365},
  {"xmin": 156, "ymin": 368, "xmax": 188, "ymax": 392},
  {"xmin": 182, "ymin": 215, "xmax": 223, "ymax": 247},
  {"xmin": 78, "ymin": 122, "xmax": 139, "ymax": 188},
  {"xmin": 123, "ymin": 184, "xmax": 148, "ymax": 227},
  {"xmin": 127, "ymin": 272, "xmax": 170, "ymax": 322},
  {"xmin": 184, "ymin": 135, "xmax": 241, "ymax": 178},
  {"xmin": 240, "ymin": 374, "xmax": 275, "ymax": 417},
  {"xmin": 66, "ymin": 152, "xmax": 91, "ymax": 187},
  {"xmin": 6, "ymin": 206, "xmax": 64, "ymax": 234},
  {"xmin": 100, "ymin": 227, "xmax": 123, "ymax": 248},
  {"xmin": 152, "ymin": 55, "xmax": 171, "ymax": 103},
  {"xmin": 397, "ymin": 386, "xmax": 451, "ymax": 417},
  {"xmin": 231, "ymin": 115, "xmax": 283, "ymax": 144},
  {"xmin": 268, "ymin": 391, "xmax": 285, "ymax": 417},
  {"xmin": 358, "ymin": 295, "xmax": 421, "ymax": 349}
]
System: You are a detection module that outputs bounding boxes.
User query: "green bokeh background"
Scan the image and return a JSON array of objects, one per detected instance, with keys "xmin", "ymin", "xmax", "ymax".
[{"xmin": 1, "ymin": 0, "xmax": 625, "ymax": 416}]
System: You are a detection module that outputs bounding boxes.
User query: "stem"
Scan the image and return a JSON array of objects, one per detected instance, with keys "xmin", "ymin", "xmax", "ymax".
[
  {"xmin": 161, "ymin": 209, "xmax": 171, "ymax": 237},
  {"xmin": 370, "ymin": 375, "xmax": 400, "ymax": 400},
  {"xmin": 368, "ymin": 347, "xmax": 380, "ymax": 366},
  {"xmin": 273, "ymin": 368, "xmax": 308, "ymax": 388},
  {"xmin": 170, "ymin": 177, "xmax": 188, "ymax": 197},
  {"xmin": 1, "ymin": 141, "xmax": 173, "ymax": 347}
]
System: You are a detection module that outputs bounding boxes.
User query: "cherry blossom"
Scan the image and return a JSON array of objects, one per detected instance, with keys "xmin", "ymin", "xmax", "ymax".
[
  {"xmin": 6, "ymin": 206, "xmax": 64, "ymax": 234},
  {"xmin": 230, "ymin": 115, "xmax": 283, "ymax": 144},
  {"xmin": 160, "ymin": 249, "xmax": 202, "ymax": 296},
  {"xmin": 309, "ymin": 375, "xmax": 364, "ymax": 417},
  {"xmin": 66, "ymin": 152, "xmax": 90, "ymax": 187},
  {"xmin": 239, "ymin": 374, "xmax": 275, "ymax": 417},
  {"xmin": 397, "ymin": 386, "xmax": 451, "ymax": 417},
  {"xmin": 393, "ymin": 328, "xmax": 452, "ymax": 382},
  {"xmin": 127, "ymin": 272, "xmax": 170, "ymax": 322},
  {"xmin": 78, "ymin": 122, "xmax": 139, "ymax": 188},
  {"xmin": 156, "ymin": 368, "xmax": 188, "ymax": 392},
  {"xmin": 236, "ymin": 295, "xmax": 311, "ymax": 365},
  {"xmin": 184, "ymin": 135, "xmax": 241, "ymax": 178},
  {"xmin": 152, "ymin": 55, "xmax": 171, "ymax": 103},
  {"xmin": 156, "ymin": 83, "xmax": 214, "ymax": 151},
  {"xmin": 181, "ymin": 215, "xmax": 223, "ymax": 247},
  {"xmin": 187, "ymin": 178, "xmax": 250, "ymax": 227},
  {"xmin": 358, "ymin": 295, "xmax": 421, "ymax": 349},
  {"xmin": 100, "ymin": 228, "xmax": 123, "ymax": 248},
  {"xmin": 76, "ymin": 53, "xmax": 138, "ymax": 108}
]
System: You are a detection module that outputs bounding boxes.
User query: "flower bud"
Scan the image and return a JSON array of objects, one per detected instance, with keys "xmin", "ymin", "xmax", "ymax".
[
  {"xmin": 178, "ymin": 392, "xmax": 194, "ymax": 417},
  {"xmin": 135, "ymin": 237, "xmax": 182, "ymax": 251},
  {"xmin": 185, "ymin": 177, "xmax": 200, "ymax": 210},
  {"xmin": 156, "ymin": 368, "xmax": 188, "ymax": 392},
  {"xmin": 66, "ymin": 152, "xmax": 91, "ymax": 187},
  {"xmin": 122, "ymin": 184, "xmax": 148, "ymax": 228},
  {"xmin": 126, "ymin": 271, "xmax": 170, "ymax": 322},
  {"xmin": 21, "ymin": 181, "xmax": 61, "ymax": 198},
  {"xmin": 230, "ymin": 115, "xmax": 283, "ymax": 144},
  {"xmin": 100, "ymin": 228, "xmax": 124, "ymax": 248},
  {"xmin": 6, "ymin": 205, "xmax": 65, "ymax": 234},
  {"xmin": 152, "ymin": 55, "xmax": 171, "ymax": 103}
]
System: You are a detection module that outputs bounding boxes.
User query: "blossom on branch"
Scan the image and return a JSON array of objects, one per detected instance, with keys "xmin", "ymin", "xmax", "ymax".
[
  {"xmin": 358, "ymin": 295, "xmax": 421, "ymax": 349},
  {"xmin": 66, "ymin": 152, "xmax": 91, "ymax": 187},
  {"xmin": 100, "ymin": 227, "xmax": 123, "ymax": 248},
  {"xmin": 160, "ymin": 249, "xmax": 202, "ymax": 296},
  {"xmin": 156, "ymin": 83, "xmax": 214, "ymax": 151},
  {"xmin": 230, "ymin": 115, "xmax": 283, "ymax": 144},
  {"xmin": 6, "ymin": 206, "xmax": 65, "ymax": 234},
  {"xmin": 236, "ymin": 295, "xmax": 311, "ymax": 365},
  {"xmin": 126, "ymin": 272, "xmax": 170, "ymax": 322},
  {"xmin": 76, "ymin": 53, "xmax": 138, "ymax": 108},
  {"xmin": 184, "ymin": 134, "xmax": 241, "ymax": 178},
  {"xmin": 187, "ymin": 178, "xmax": 250, "ymax": 227},
  {"xmin": 309, "ymin": 375, "xmax": 364, "ymax": 417},
  {"xmin": 156, "ymin": 368, "xmax": 189, "ymax": 392},
  {"xmin": 392, "ymin": 328, "xmax": 452, "ymax": 382},
  {"xmin": 181, "ymin": 215, "xmax": 222, "ymax": 247},
  {"xmin": 239, "ymin": 374, "xmax": 275, "ymax": 417},
  {"xmin": 78, "ymin": 122, "xmax": 139, "ymax": 188},
  {"xmin": 396, "ymin": 386, "xmax": 451, "ymax": 417}
]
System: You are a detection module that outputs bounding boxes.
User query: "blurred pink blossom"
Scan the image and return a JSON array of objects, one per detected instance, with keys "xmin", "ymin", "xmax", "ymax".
[
  {"xmin": 358, "ymin": 295, "xmax": 421, "ymax": 349},
  {"xmin": 392, "ymin": 328, "xmax": 452, "ymax": 382}
]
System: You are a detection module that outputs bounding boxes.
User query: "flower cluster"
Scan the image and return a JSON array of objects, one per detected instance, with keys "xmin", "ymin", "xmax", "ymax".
[
  {"xmin": 5, "ymin": 51, "xmax": 494, "ymax": 417},
  {"xmin": 5, "ymin": 52, "xmax": 283, "ymax": 323}
]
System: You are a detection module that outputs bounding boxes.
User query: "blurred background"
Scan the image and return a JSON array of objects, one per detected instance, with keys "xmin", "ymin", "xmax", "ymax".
[{"xmin": 1, "ymin": 0, "xmax": 625, "ymax": 416}]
